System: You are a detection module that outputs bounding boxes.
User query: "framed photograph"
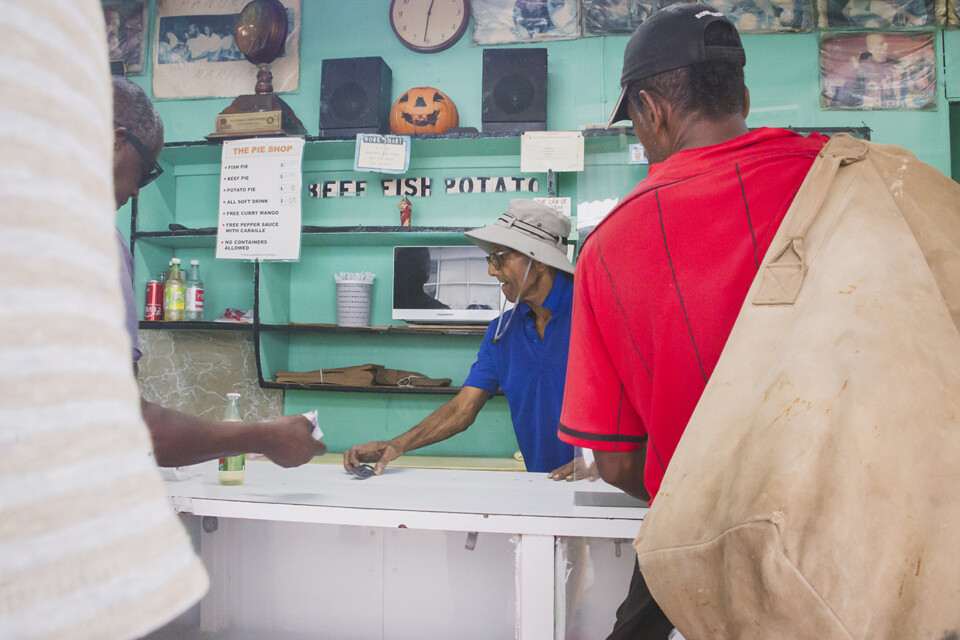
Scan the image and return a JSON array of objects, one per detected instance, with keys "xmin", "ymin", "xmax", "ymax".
[
  {"xmin": 582, "ymin": 0, "xmax": 660, "ymax": 35},
  {"xmin": 153, "ymin": 0, "xmax": 301, "ymax": 99},
  {"xmin": 472, "ymin": 0, "xmax": 580, "ymax": 45},
  {"xmin": 820, "ymin": 32, "xmax": 936, "ymax": 110},
  {"xmin": 582, "ymin": 0, "xmax": 812, "ymax": 35},
  {"xmin": 708, "ymin": 0, "xmax": 814, "ymax": 31},
  {"xmin": 102, "ymin": 1, "xmax": 148, "ymax": 75},
  {"xmin": 817, "ymin": 0, "xmax": 944, "ymax": 28}
]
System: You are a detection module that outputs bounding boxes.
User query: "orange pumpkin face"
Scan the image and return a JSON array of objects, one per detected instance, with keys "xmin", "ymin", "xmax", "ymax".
[{"xmin": 390, "ymin": 87, "xmax": 459, "ymax": 135}]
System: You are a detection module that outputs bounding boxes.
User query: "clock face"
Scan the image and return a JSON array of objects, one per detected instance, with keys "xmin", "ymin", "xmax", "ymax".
[{"xmin": 390, "ymin": 0, "xmax": 470, "ymax": 54}]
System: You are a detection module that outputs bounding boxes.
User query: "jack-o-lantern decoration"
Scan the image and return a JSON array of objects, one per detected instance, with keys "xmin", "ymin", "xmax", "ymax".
[{"xmin": 390, "ymin": 86, "xmax": 459, "ymax": 135}]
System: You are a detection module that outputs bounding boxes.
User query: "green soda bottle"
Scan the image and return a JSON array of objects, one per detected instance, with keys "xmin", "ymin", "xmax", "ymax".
[
  {"xmin": 218, "ymin": 392, "xmax": 245, "ymax": 486},
  {"xmin": 164, "ymin": 258, "xmax": 185, "ymax": 321}
]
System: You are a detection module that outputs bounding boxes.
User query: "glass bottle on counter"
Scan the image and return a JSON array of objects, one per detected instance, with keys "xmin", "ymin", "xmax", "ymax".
[
  {"xmin": 185, "ymin": 259, "xmax": 204, "ymax": 321},
  {"xmin": 218, "ymin": 393, "xmax": 245, "ymax": 486},
  {"xmin": 164, "ymin": 258, "xmax": 185, "ymax": 322},
  {"xmin": 156, "ymin": 271, "xmax": 167, "ymax": 320}
]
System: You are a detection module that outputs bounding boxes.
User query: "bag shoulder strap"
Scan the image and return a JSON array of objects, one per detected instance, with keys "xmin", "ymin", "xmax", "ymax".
[{"xmin": 754, "ymin": 133, "xmax": 870, "ymax": 305}]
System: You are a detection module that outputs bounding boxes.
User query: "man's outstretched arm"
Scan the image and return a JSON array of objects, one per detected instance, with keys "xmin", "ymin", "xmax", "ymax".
[
  {"xmin": 343, "ymin": 386, "xmax": 491, "ymax": 475},
  {"xmin": 141, "ymin": 398, "xmax": 326, "ymax": 468}
]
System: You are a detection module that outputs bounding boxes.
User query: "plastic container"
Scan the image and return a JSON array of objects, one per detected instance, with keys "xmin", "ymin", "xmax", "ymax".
[{"xmin": 336, "ymin": 280, "xmax": 373, "ymax": 326}]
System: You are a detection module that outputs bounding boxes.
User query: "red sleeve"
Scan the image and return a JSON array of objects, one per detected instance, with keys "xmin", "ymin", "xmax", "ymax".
[{"xmin": 559, "ymin": 242, "xmax": 646, "ymax": 452}]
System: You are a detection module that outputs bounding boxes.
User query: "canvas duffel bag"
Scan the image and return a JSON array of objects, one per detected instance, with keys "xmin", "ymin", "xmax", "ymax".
[{"xmin": 635, "ymin": 133, "xmax": 960, "ymax": 640}]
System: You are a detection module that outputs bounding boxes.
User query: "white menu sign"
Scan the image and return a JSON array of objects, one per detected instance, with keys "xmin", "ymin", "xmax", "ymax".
[{"xmin": 217, "ymin": 137, "xmax": 304, "ymax": 261}]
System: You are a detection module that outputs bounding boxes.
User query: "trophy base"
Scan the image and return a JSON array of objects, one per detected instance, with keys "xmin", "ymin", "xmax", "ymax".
[{"xmin": 206, "ymin": 93, "xmax": 306, "ymax": 140}]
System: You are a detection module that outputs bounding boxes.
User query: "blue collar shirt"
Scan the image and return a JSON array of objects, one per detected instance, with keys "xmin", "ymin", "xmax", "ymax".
[{"xmin": 463, "ymin": 272, "xmax": 575, "ymax": 472}]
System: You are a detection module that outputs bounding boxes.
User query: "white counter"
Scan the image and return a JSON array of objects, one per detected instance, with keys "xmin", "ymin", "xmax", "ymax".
[
  {"xmin": 161, "ymin": 460, "xmax": 647, "ymax": 640},
  {"xmin": 165, "ymin": 459, "xmax": 647, "ymax": 539}
]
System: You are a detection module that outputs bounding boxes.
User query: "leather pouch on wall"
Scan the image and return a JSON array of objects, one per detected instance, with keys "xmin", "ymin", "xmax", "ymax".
[
  {"xmin": 373, "ymin": 366, "xmax": 451, "ymax": 388},
  {"xmin": 634, "ymin": 134, "xmax": 960, "ymax": 640},
  {"xmin": 275, "ymin": 364, "xmax": 377, "ymax": 386},
  {"xmin": 275, "ymin": 363, "xmax": 450, "ymax": 388}
]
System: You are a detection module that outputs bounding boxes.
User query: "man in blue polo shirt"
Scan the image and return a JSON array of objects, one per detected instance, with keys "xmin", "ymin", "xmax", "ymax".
[{"xmin": 344, "ymin": 199, "xmax": 577, "ymax": 477}]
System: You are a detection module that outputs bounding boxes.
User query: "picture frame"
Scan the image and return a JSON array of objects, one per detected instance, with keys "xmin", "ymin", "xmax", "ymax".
[
  {"xmin": 152, "ymin": 0, "xmax": 301, "ymax": 100},
  {"xmin": 708, "ymin": 0, "xmax": 815, "ymax": 32},
  {"xmin": 820, "ymin": 32, "xmax": 936, "ymax": 110},
  {"xmin": 102, "ymin": 1, "xmax": 148, "ymax": 75},
  {"xmin": 816, "ymin": 0, "xmax": 944, "ymax": 28},
  {"xmin": 581, "ymin": 0, "xmax": 812, "ymax": 35},
  {"xmin": 472, "ymin": 0, "xmax": 580, "ymax": 45},
  {"xmin": 581, "ymin": 0, "xmax": 659, "ymax": 35}
]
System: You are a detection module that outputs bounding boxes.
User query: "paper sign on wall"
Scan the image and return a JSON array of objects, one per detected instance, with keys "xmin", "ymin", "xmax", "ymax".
[
  {"xmin": 217, "ymin": 137, "xmax": 304, "ymax": 261},
  {"xmin": 535, "ymin": 198, "xmax": 575, "ymax": 260},
  {"xmin": 520, "ymin": 131, "xmax": 584, "ymax": 173},
  {"xmin": 534, "ymin": 196, "xmax": 572, "ymax": 218},
  {"xmin": 629, "ymin": 144, "xmax": 649, "ymax": 164},
  {"xmin": 354, "ymin": 134, "xmax": 410, "ymax": 174}
]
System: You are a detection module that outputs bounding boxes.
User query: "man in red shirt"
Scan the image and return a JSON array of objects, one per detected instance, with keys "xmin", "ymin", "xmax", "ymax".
[{"xmin": 558, "ymin": 4, "xmax": 827, "ymax": 638}]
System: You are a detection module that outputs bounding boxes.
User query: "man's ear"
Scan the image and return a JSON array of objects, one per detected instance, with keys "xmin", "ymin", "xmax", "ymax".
[
  {"xmin": 742, "ymin": 86, "xmax": 751, "ymax": 119},
  {"xmin": 637, "ymin": 89, "xmax": 667, "ymax": 133},
  {"xmin": 114, "ymin": 127, "xmax": 127, "ymax": 151},
  {"xmin": 526, "ymin": 256, "xmax": 545, "ymax": 277}
]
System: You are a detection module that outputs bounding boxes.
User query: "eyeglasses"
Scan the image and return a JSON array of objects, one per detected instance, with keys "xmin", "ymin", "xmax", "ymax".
[
  {"xmin": 485, "ymin": 249, "xmax": 517, "ymax": 270},
  {"xmin": 118, "ymin": 125, "xmax": 163, "ymax": 188}
]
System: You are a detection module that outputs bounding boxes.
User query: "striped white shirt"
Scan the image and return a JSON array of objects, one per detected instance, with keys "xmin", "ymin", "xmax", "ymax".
[{"xmin": 0, "ymin": 1, "xmax": 208, "ymax": 638}]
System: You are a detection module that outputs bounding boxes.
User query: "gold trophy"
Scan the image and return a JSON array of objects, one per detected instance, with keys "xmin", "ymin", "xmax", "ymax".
[{"xmin": 206, "ymin": 0, "xmax": 305, "ymax": 139}]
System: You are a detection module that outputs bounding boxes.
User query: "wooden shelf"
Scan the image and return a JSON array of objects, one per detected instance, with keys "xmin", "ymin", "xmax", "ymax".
[
  {"xmin": 161, "ymin": 127, "xmax": 631, "ymax": 148},
  {"xmin": 133, "ymin": 226, "xmax": 482, "ymax": 247},
  {"xmin": 133, "ymin": 229, "xmax": 217, "ymax": 248},
  {"xmin": 140, "ymin": 321, "xmax": 251, "ymax": 331},
  {"xmin": 299, "ymin": 227, "xmax": 478, "ymax": 246},
  {"xmin": 139, "ymin": 320, "xmax": 484, "ymax": 336},
  {"xmin": 261, "ymin": 381, "xmax": 464, "ymax": 395},
  {"xmin": 156, "ymin": 128, "xmax": 637, "ymax": 168},
  {"xmin": 154, "ymin": 126, "xmax": 868, "ymax": 168},
  {"xmin": 258, "ymin": 323, "xmax": 487, "ymax": 336}
]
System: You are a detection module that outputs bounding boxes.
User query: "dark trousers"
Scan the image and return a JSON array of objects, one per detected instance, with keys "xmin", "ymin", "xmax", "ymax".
[{"xmin": 605, "ymin": 560, "xmax": 674, "ymax": 640}]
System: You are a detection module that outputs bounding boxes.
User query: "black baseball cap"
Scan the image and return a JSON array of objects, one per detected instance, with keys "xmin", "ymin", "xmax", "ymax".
[{"xmin": 606, "ymin": 3, "xmax": 746, "ymax": 127}]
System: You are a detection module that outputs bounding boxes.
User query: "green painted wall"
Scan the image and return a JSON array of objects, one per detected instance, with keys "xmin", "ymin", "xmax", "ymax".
[
  {"xmin": 124, "ymin": 3, "xmax": 956, "ymax": 167},
  {"xmin": 944, "ymin": 30, "xmax": 960, "ymax": 100},
  {"xmin": 952, "ymin": 102, "xmax": 960, "ymax": 181},
  {"xmin": 123, "ymin": 0, "xmax": 958, "ymax": 458}
]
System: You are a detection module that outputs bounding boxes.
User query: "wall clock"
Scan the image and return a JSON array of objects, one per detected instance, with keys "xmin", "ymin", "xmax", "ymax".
[{"xmin": 390, "ymin": 0, "xmax": 470, "ymax": 54}]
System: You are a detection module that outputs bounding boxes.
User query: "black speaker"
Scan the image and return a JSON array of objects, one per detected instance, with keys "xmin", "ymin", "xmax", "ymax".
[
  {"xmin": 482, "ymin": 49, "xmax": 547, "ymax": 133},
  {"xmin": 318, "ymin": 57, "xmax": 392, "ymax": 139}
]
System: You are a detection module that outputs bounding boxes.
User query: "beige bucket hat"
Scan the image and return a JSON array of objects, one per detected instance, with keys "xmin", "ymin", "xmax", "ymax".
[{"xmin": 464, "ymin": 199, "xmax": 574, "ymax": 274}]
